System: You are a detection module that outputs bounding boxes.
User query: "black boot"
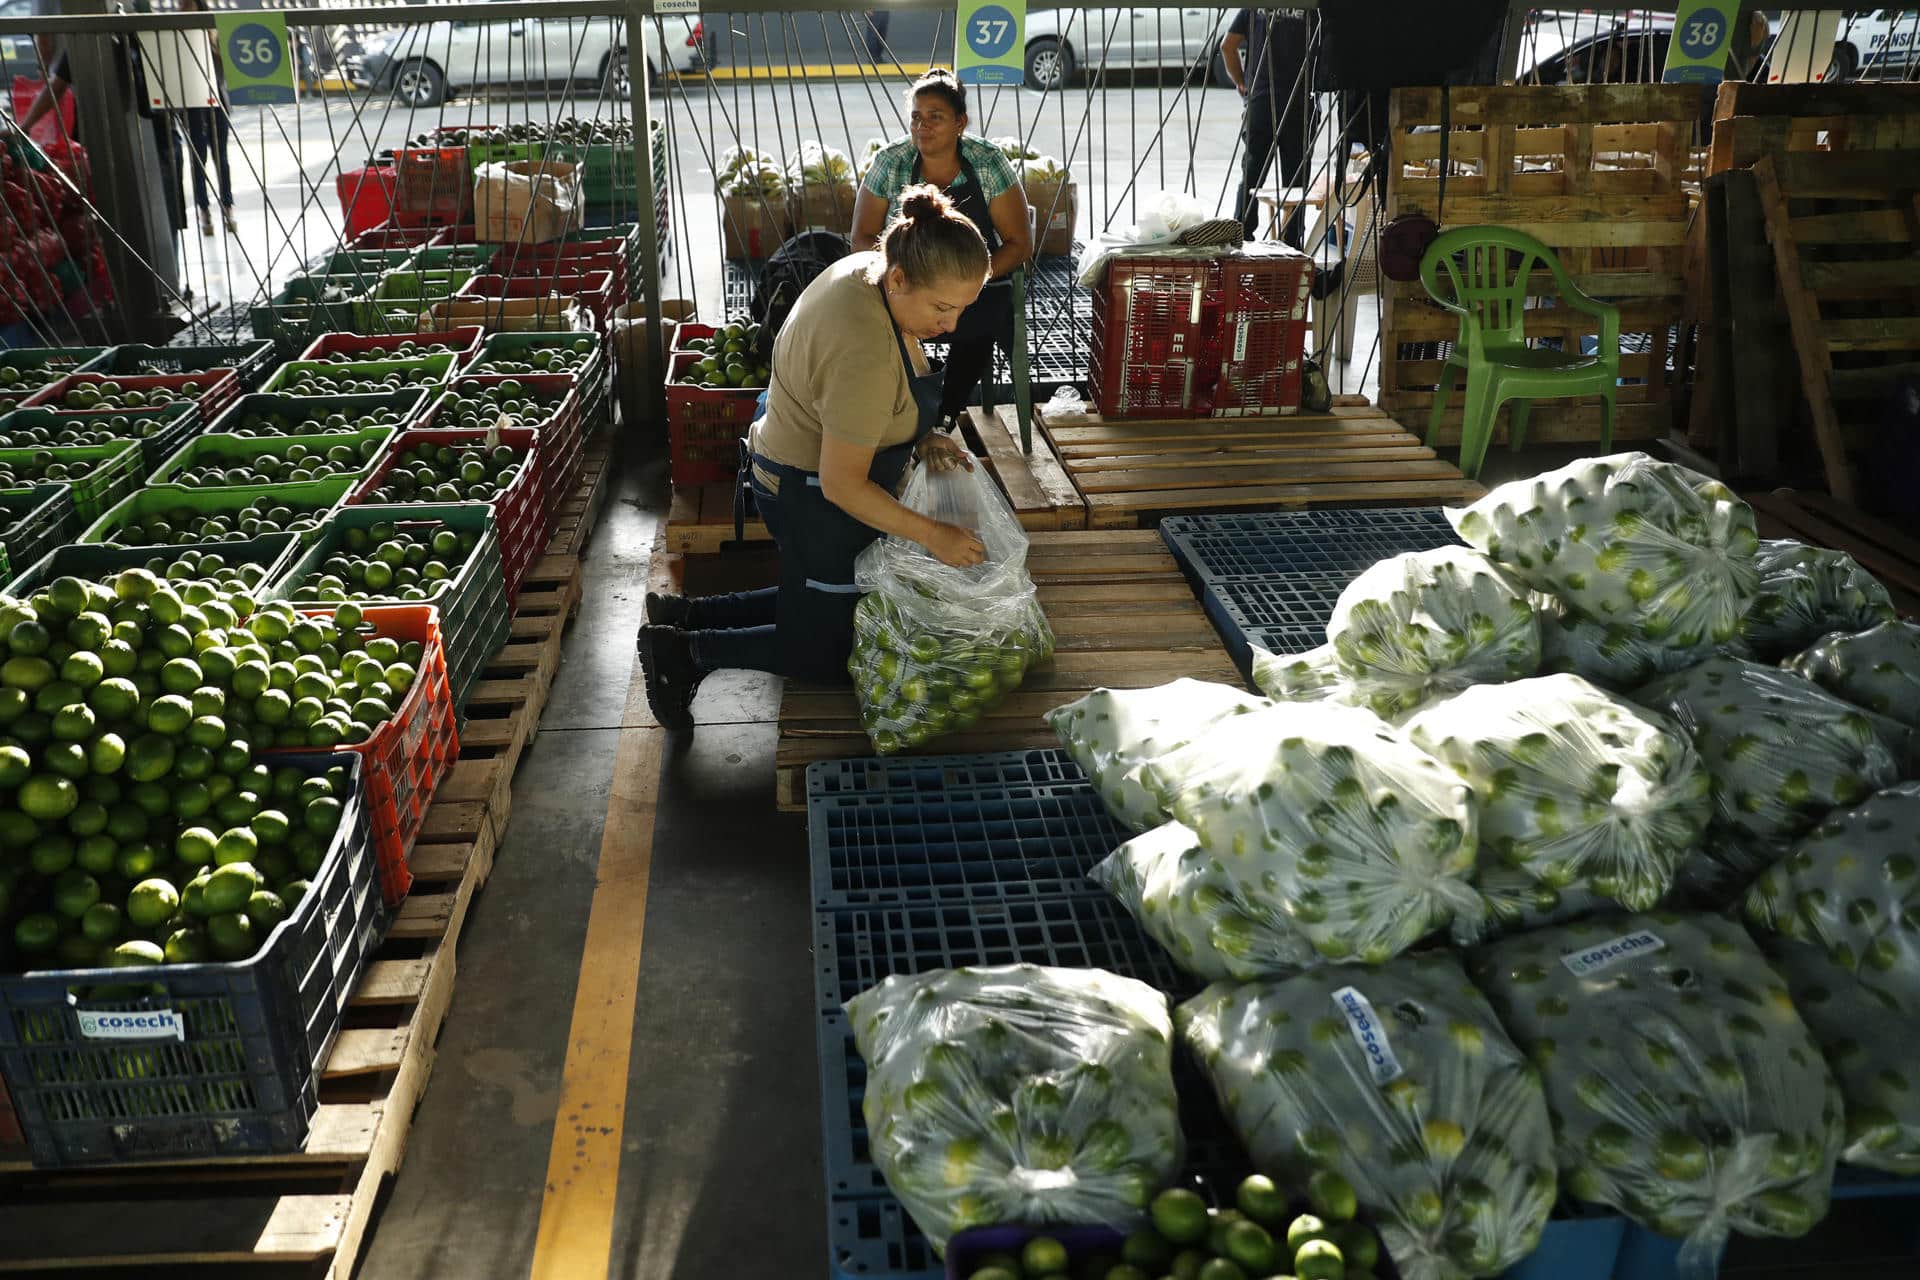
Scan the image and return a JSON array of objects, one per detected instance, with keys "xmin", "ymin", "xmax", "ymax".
[
  {"xmin": 645, "ymin": 591, "xmax": 694, "ymax": 628},
  {"xmin": 636, "ymin": 624, "xmax": 703, "ymax": 731}
]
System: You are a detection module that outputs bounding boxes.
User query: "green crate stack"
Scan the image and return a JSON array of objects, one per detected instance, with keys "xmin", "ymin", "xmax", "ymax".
[
  {"xmin": 0, "ymin": 349, "xmax": 111, "ymax": 412},
  {"xmin": 354, "ymin": 271, "xmax": 475, "ymax": 332},
  {"xmin": 0, "ymin": 484, "xmax": 79, "ymax": 585},
  {"xmin": 207, "ymin": 388, "xmax": 433, "ymax": 437},
  {"xmin": 412, "ymin": 244, "xmax": 498, "ymax": 273},
  {"xmin": 147, "ymin": 425, "xmax": 397, "ymax": 489},
  {"xmin": 0, "ymin": 439, "xmax": 144, "ymax": 522},
  {"xmin": 311, "ymin": 249, "xmax": 416, "ymax": 291},
  {"xmin": 267, "ymin": 503, "xmax": 511, "ymax": 714},
  {"xmin": 262, "ymin": 354, "xmax": 458, "ymax": 396},
  {"xmin": 82, "ymin": 475, "xmax": 358, "ymax": 546},
  {"xmin": 81, "ymin": 340, "xmax": 278, "ymax": 389},
  {"xmin": 466, "ymin": 138, "xmax": 545, "ymax": 172},
  {"xmin": 2, "ymin": 531, "xmax": 300, "ymax": 600},
  {"xmin": 472, "ymin": 332, "xmax": 608, "ymax": 433},
  {"xmin": 250, "ymin": 275, "xmax": 370, "ymax": 352}
]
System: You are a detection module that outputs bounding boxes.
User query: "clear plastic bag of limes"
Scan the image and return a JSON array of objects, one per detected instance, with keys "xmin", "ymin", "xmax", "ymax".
[{"xmin": 850, "ymin": 458, "xmax": 1053, "ymax": 754}]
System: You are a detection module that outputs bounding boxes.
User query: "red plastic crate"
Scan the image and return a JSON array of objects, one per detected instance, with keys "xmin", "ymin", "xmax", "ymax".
[
  {"xmin": 393, "ymin": 145, "xmax": 472, "ymax": 222},
  {"xmin": 1089, "ymin": 245, "xmax": 1313, "ymax": 418},
  {"xmin": 350, "ymin": 223, "xmax": 439, "ymax": 252},
  {"xmin": 458, "ymin": 272, "xmax": 615, "ymax": 331},
  {"xmin": 491, "ymin": 246, "xmax": 627, "ymax": 303},
  {"xmin": 297, "ymin": 326, "xmax": 486, "ymax": 367},
  {"xmin": 425, "ymin": 373, "xmax": 582, "ymax": 523},
  {"xmin": 337, "ymin": 166, "xmax": 397, "ymax": 238},
  {"xmin": 265, "ymin": 606, "xmax": 458, "ymax": 905},
  {"xmin": 347, "ymin": 426, "xmax": 549, "ymax": 605},
  {"xmin": 26, "ymin": 369, "xmax": 241, "ymax": 420},
  {"xmin": 665, "ymin": 350, "xmax": 761, "ymax": 486}
]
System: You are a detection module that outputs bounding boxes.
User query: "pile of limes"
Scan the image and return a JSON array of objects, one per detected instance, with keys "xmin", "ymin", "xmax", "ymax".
[
  {"xmin": 273, "ymin": 365, "xmax": 439, "ymax": 396},
  {"xmin": 357, "ymin": 441, "xmax": 526, "ymax": 506},
  {"xmin": 223, "ymin": 403, "xmax": 412, "ymax": 439},
  {"xmin": 676, "ymin": 321, "xmax": 769, "ymax": 390},
  {"xmin": 0, "ymin": 449, "xmax": 118, "ymax": 490},
  {"xmin": 304, "ymin": 339, "xmax": 462, "ymax": 365},
  {"xmin": 220, "ymin": 600, "xmax": 422, "ymax": 751},
  {"xmin": 468, "ymin": 337, "xmax": 597, "ymax": 378},
  {"xmin": 0, "ymin": 574, "xmax": 360, "ymax": 975},
  {"xmin": 0, "ymin": 411, "xmax": 180, "ymax": 450},
  {"xmin": 102, "ymin": 496, "xmax": 339, "ymax": 547},
  {"xmin": 433, "ymin": 381, "xmax": 566, "ymax": 433},
  {"xmin": 58, "ymin": 378, "xmax": 203, "ymax": 412},
  {"xmin": 284, "ymin": 520, "xmax": 480, "ymax": 605},
  {"xmin": 166, "ymin": 437, "xmax": 385, "ymax": 489}
]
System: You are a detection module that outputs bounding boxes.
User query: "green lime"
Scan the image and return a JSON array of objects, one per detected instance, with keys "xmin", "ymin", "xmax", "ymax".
[
  {"xmin": 52, "ymin": 868, "xmax": 101, "ymax": 918},
  {"xmin": 1152, "ymin": 1189, "xmax": 1210, "ymax": 1246},
  {"xmin": 214, "ymin": 827, "xmax": 259, "ymax": 867},
  {"xmin": 1308, "ymin": 1170, "xmax": 1359, "ymax": 1223},
  {"xmin": 245, "ymin": 889, "xmax": 289, "ymax": 931},
  {"xmin": 163, "ymin": 926, "xmax": 209, "ymax": 964},
  {"xmin": 109, "ymin": 939, "xmax": 165, "ymax": 967},
  {"xmin": 204, "ymin": 862, "xmax": 261, "ymax": 914},
  {"xmin": 126, "ymin": 878, "xmax": 181, "ymax": 928},
  {"xmin": 115, "ymin": 840, "xmax": 161, "ymax": 880},
  {"xmin": 0, "ymin": 743, "xmax": 28, "ymax": 787},
  {"xmin": 80, "ymin": 901, "xmax": 123, "ymax": 944},
  {"xmin": 1287, "ymin": 1215, "xmax": 1330, "ymax": 1256},
  {"xmin": 20, "ymin": 774, "xmax": 79, "ymax": 820},
  {"xmin": 88, "ymin": 732, "xmax": 126, "ymax": 776},
  {"xmin": 13, "ymin": 912, "xmax": 60, "ymax": 954},
  {"xmin": 205, "ymin": 911, "xmax": 256, "ymax": 960},
  {"xmin": 175, "ymin": 827, "xmax": 218, "ymax": 868},
  {"xmin": 1293, "ymin": 1238, "xmax": 1345, "ymax": 1280}
]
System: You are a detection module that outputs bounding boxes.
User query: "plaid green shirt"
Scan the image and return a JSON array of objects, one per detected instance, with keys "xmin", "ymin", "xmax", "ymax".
[{"xmin": 861, "ymin": 135, "xmax": 1019, "ymax": 210}]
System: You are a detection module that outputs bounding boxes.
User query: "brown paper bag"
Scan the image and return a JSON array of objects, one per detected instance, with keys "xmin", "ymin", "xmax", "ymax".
[
  {"xmin": 473, "ymin": 158, "xmax": 584, "ymax": 246},
  {"xmin": 721, "ymin": 192, "xmax": 791, "ymax": 260},
  {"xmin": 1026, "ymin": 179, "xmax": 1078, "ymax": 255}
]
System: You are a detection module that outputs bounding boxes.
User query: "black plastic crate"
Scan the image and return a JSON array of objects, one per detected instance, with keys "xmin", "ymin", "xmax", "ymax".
[
  {"xmin": 83, "ymin": 340, "xmax": 277, "ymax": 390},
  {"xmin": 1160, "ymin": 507, "xmax": 1463, "ymax": 586},
  {"xmin": 0, "ymin": 753, "xmax": 384, "ymax": 1167},
  {"xmin": 0, "ymin": 483, "xmax": 78, "ymax": 583}
]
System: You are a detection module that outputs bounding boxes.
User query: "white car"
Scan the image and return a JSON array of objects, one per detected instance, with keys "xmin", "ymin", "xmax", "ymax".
[
  {"xmin": 354, "ymin": 13, "xmax": 706, "ymax": 107},
  {"xmin": 1022, "ymin": 7, "xmax": 1237, "ymax": 91},
  {"xmin": 1828, "ymin": 8, "xmax": 1920, "ymax": 78}
]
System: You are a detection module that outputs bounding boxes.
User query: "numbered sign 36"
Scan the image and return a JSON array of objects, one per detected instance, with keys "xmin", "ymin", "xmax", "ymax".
[
  {"xmin": 957, "ymin": 0, "xmax": 1024, "ymax": 86},
  {"xmin": 1662, "ymin": 1, "xmax": 1735, "ymax": 84},
  {"xmin": 217, "ymin": 9, "xmax": 298, "ymax": 105}
]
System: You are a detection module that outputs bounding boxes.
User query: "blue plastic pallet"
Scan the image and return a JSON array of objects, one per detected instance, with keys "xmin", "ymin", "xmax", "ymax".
[
  {"xmin": 1195, "ymin": 571, "xmax": 1350, "ymax": 683},
  {"xmin": 806, "ymin": 749, "xmax": 1090, "ymax": 802},
  {"xmin": 1161, "ymin": 507, "xmax": 1463, "ymax": 587}
]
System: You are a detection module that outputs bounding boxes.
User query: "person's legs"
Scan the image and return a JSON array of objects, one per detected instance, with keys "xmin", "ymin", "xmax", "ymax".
[
  {"xmin": 938, "ymin": 286, "xmax": 1013, "ymax": 418},
  {"xmin": 184, "ymin": 109, "xmax": 212, "ymax": 213},
  {"xmin": 1234, "ymin": 94, "xmax": 1278, "ymax": 242},
  {"xmin": 212, "ymin": 107, "xmax": 234, "ymax": 218}
]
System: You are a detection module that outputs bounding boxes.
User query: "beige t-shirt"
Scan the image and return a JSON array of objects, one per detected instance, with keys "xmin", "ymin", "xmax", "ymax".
[{"xmin": 748, "ymin": 252, "xmax": 923, "ymax": 478}]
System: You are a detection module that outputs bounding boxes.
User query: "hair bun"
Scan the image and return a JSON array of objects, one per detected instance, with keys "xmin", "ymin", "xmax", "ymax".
[{"xmin": 899, "ymin": 184, "xmax": 950, "ymax": 223}]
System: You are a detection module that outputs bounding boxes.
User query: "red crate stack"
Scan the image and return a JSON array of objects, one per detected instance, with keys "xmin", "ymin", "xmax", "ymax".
[
  {"xmin": 27, "ymin": 369, "xmax": 242, "ymax": 421},
  {"xmin": 425, "ymin": 373, "xmax": 583, "ymax": 525},
  {"xmin": 665, "ymin": 324, "xmax": 764, "ymax": 486},
  {"xmin": 1089, "ymin": 244, "xmax": 1313, "ymax": 419},
  {"xmin": 393, "ymin": 145, "xmax": 472, "ymax": 224},
  {"xmin": 297, "ymin": 326, "xmax": 487, "ymax": 367},
  {"xmin": 458, "ymin": 272, "xmax": 616, "ymax": 332}
]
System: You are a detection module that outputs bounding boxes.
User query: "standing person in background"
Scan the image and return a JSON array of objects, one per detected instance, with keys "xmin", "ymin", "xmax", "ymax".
[
  {"xmin": 863, "ymin": 10, "xmax": 891, "ymax": 66},
  {"xmin": 178, "ymin": 0, "xmax": 234, "ymax": 236},
  {"xmin": 1222, "ymin": 8, "xmax": 1315, "ymax": 246}
]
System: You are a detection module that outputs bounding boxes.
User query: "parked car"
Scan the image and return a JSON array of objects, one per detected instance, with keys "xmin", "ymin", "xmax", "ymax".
[
  {"xmin": 1827, "ymin": 8, "xmax": 1920, "ymax": 79},
  {"xmin": 352, "ymin": 14, "xmax": 706, "ymax": 107},
  {"xmin": 1522, "ymin": 8, "xmax": 1919, "ymax": 85},
  {"xmin": 1022, "ymin": 7, "xmax": 1236, "ymax": 91}
]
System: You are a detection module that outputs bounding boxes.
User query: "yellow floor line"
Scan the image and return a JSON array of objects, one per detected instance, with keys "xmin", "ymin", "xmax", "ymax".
[
  {"xmin": 689, "ymin": 62, "xmax": 935, "ymax": 82},
  {"xmin": 528, "ymin": 661, "xmax": 663, "ymax": 1280}
]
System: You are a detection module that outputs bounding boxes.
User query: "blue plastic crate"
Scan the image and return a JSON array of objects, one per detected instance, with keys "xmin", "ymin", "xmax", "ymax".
[
  {"xmin": 1192, "ymin": 571, "xmax": 1348, "ymax": 682},
  {"xmin": 806, "ymin": 749, "xmax": 1090, "ymax": 802},
  {"xmin": 1161, "ymin": 507, "xmax": 1463, "ymax": 586}
]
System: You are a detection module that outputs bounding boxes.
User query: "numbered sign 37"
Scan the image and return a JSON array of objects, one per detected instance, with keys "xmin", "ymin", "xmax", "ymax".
[
  {"xmin": 216, "ymin": 10, "xmax": 298, "ymax": 105},
  {"xmin": 957, "ymin": 0, "xmax": 1025, "ymax": 86},
  {"xmin": 1661, "ymin": 0, "xmax": 1735, "ymax": 84}
]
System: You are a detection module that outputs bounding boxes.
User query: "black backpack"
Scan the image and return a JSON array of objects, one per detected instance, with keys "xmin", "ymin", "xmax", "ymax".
[{"xmin": 750, "ymin": 231, "xmax": 851, "ymax": 364}]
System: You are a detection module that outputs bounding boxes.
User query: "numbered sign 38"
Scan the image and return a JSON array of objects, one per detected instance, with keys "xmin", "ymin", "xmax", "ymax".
[
  {"xmin": 216, "ymin": 9, "xmax": 298, "ymax": 105},
  {"xmin": 1661, "ymin": 0, "xmax": 1735, "ymax": 84},
  {"xmin": 956, "ymin": 0, "xmax": 1025, "ymax": 85}
]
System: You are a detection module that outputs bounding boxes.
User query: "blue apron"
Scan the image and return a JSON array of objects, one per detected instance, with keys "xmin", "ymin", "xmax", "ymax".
[{"xmin": 734, "ymin": 283, "xmax": 946, "ymax": 684}]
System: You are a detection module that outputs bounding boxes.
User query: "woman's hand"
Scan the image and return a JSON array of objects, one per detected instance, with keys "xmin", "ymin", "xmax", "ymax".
[
  {"xmin": 918, "ymin": 431, "xmax": 974, "ymax": 473},
  {"xmin": 924, "ymin": 520, "xmax": 986, "ymax": 568}
]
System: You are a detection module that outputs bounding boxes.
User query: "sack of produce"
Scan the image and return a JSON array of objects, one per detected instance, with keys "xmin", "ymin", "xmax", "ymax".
[
  {"xmin": 1450, "ymin": 452, "xmax": 1760, "ymax": 650},
  {"xmin": 847, "ymin": 964, "xmax": 1183, "ymax": 1253},
  {"xmin": 1469, "ymin": 912, "xmax": 1843, "ymax": 1268},
  {"xmin": 784, "ymin": 141, "xmax": 858, "ymax": 231},
  {"xmin": 1475, "ymin": 864, "xmax": 1612, "ymax": 937},
  {"xmin": 1249, "ymin": 641, "xmax": 1359, "ymax": 705},
  {"xmin": 1089, "ymin": 821, "xmax": 1323, "ymax": 980},
  {"xmin": 1634, "ymin": 656, "xmax": 1904, "ymax": 850},
  {"xmin": 851, "ymin": 459, "xmax": 1053, "ymax": 754},
  {"xmin": 1742, "ymin": 782, "xmax": 1920, "ymax": 1000},
  {"xmin": 1178, "ymin": 953, "xmax": 1558, "ymax": 1279},
  {"xmin": 1404, "ymin": 674, "xmax": 1707, "ymax": 917},
  {"xmin": 1047, "ymin": 681, "xmax": 1268, "ymax": 832},
  {"xmin": 1325, "ymin": 547, "xmax": 1540, "ymax": 719},
  {"xmin": 1538, "ymin": 602, "xmax": 1739, "ymax": 690},
  {"xmin": 1787, "ymin": 620, "xmax": 1920, "ymax": 730},
  {"xmin": 1740, "ymin": 540, "xmax": 1896, "ymax": 660},
  {"xmin": 1137, "ymin": 700, "xmax": 1485, "ymax": 962}
]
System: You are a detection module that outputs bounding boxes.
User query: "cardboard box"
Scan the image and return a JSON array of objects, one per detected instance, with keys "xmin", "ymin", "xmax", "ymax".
[
  {"xmin": 786, "ymin": 180, "xmax": 856, "ymax": 235},
  {"xmin": 473, "ymin": 158, "xmax": 584, "ymax": 246},
  {"xmin": 1026, "ymin": 178, "xmax": 1078, "ymax": 256},
  {"xmin": 425, "ymin": 297, "xmax": 591, "ymax": 334},
  {"xmin": 721, "ymin": 192, "xmax": 791, "ymax": 260}
]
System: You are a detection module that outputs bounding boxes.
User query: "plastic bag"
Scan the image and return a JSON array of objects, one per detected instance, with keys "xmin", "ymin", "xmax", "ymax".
[
  {"xmin": 1633, "ymin": 657, "xmax": 1904, "ymax": 849},
  {"xmin": 1249, "ymin": 641, "xmax": 1360, "ymax": 705},
  {"xmin": 1468, "ymin": 912, "xmax": 1843, "ymax": 1274},
  {"xmin": 1739, "ymin": 540, "xmax": 1896, "ymax": 660},
  {"xmin": 1787, "ymin": 620, "xmax": 1920, "ymax": 730},
  {"xmin": 1474, "ymin": 864, "xmax": 1613, "ymax": 937},
  {"xmin": 1538, "ymin": 601, "xmax": 1739, "ymax": 691},
  {"xmin": 1045, "ymin": 384, "xmax": 1090, "ymax": 420},
  {"xmin": 1135, "ymin": 189, "xmax": 1210, "ymax": 242},
  {"xmin": 1405, "ymin": 674, "xmax": 1709, "ymax": 915},
  {"xmin": 1178, "ymin": 953, "xmax": 1557, "ymax": 1280},
  {"xmin": 846, "ymin": 964, "xmax": 1183, "ymax": 1254},
  {"xmin": 1047, "ymin": 681, "xmax": 1269, "ymax": 833},
  {"xmin": 1742, "ymin": 782, "xmax": 1920, "ymax": 1004},
  {"xmin": 1450, "ymin": 452, "xmax": 1760, "ymax": 650},
  {"xmin": 1325, "ymin": 547, "xmax": 1541, "ymax": 719},
  {"xmin": 851, "ymin": 460, "xmax": 1054, "ymax": 753},
  {"xmin": 1761, "ymin": 935, "xmax": 1920, "ymax": 1176},
  {"xmin": 1136, "ymin": 700, "xmax": 1485, "ymax": 962}
]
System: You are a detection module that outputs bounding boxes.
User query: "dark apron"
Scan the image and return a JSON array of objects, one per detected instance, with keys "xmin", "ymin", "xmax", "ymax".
[
  {"xmin": 735, "ymin": 285, "xmax": 945, "ymax": 684},
  {"xmin": 913, "ymin": 147, "xmax": 1013, "ymax": 345}
]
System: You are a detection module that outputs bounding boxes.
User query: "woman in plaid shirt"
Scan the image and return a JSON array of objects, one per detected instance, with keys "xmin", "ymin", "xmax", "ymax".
[{"xmin": 852, "ymin": 68, "xmax": 1033, "ymax": 426}]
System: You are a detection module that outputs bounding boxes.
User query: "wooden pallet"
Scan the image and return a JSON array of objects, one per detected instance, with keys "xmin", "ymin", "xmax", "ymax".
[
  {"xmin": 1034, "ymin": 399, "xmax": 1483, "ymax": 530},
  {"xmin": 545, "ymin": 434, "xmax": 614, "ymax": 559},
  {"xmin": 1709, "ymin": 82, "xmax": 1920, "ymax": 178},
  {"xmin": 1751, "ymin": 149, "xmax": 1920, "ymax": 503},
  {"xmin": 662, "ymin": 479, "xmax": 768, "ymax": 555},
  {"xmin": 1379, "ymin": 84, "xmax": 1701, "ymax": 446},
  {"xmin": 0, "ymin": 472, "xmax": 603, "ymax": 1276},
  {"xmin": 1749, "ymin": 489, "xmax": 1920, "ymax": 619},
  {"xmin": 963, "ymin": 405, "xmax": 1088, "ymax": 530},
  {"xmin": 773, "ymin": 529, "xmax": 1242, "ymax": 809}
]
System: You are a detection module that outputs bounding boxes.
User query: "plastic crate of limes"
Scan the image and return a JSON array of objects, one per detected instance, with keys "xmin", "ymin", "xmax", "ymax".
[{"xmin": 674, "ymin": 321, "xmax": 769, "ymax": 389}]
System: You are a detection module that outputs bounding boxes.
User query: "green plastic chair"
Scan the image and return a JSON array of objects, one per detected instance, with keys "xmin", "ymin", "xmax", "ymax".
[
  {"xmin": 978, "ymin": 267, "xmax": 1035, "ymax": 452},
  {"xmin": 1419, "ymin": 225, "xmax": 1619, "ymax": 479}
]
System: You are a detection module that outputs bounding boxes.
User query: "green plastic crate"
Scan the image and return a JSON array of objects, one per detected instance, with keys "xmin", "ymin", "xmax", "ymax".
[
  {"xmin": 0, "ymin": 350, "xmax": 107, "ymax": 413},
  {"xmin": 249, "ymin": 276, "xmax": 369, "ymax": 350},
  {"xmin": 412, "ymin": 245, "xmax": 498, "ymax": 273},
  {"xmin": 82, "ymin": 475, "xmax": 356, "ymax": 546},
  {"xmin": 372, "ymin": 269, "xmax": 473, "ymax": 303},
  {"xmin": 0, "ymin": 484, "xmax": 78, "ymax": 582},
  {"xmin": 311, "ymin": 249, "xmax": 416, "ymax": 284},
  {"xmin": 3, "ymin": 531, "xmax": 299, "ymax": 600},
  {"xmin": 467, "ymin": 139, "xmax": 545, "ymax": 172},
  {"xmin": 261, "ymin": 354, "xmax": 458, "ymax": 395},
  {"xmin": 0, "ymin": 401, "xmax": 196, "ymax": 456},
  {"xmin": 148, "ymin": 425, "xmax": 396, "ymax": 489},
  {"xmin": 0, "ymin": 439, "xmax": 144, "ymax": 521},
  {"xmin": 208, "ymin": 388, "xmax": 432, "ymax": 437},
  {"xmin": 268, "ymin": 502, "xmax": 510, "ymax": 713},
  {"xmin": 470, "ymin": 331, "xmax": 605, "ymax": 384}
]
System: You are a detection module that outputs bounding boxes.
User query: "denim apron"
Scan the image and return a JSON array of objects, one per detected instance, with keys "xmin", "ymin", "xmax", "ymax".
[
  {"xmin": 913, "ymin": 147, "xmax": 1014, "ymax": 349},
  {"xmin": 734, "ymin": 284, "xmax": 946, "ymax": 684}
]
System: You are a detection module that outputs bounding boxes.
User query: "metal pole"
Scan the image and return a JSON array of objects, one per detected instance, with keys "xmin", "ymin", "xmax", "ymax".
[{"xmin": 628, "ymin": 1, "xmax": 665, "ymax": 434}]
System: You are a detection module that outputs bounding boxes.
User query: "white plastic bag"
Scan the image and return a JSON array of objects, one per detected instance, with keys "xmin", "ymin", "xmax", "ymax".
[
  {"xmin": 1134, "ymin": 189, "xmax": 1210, "ymax": 242},
  {"xmin": 1249, "ymin": 642, "xmax": 1358, "ymax": 705},
  {"xmin": 1406, "ymin": 674, "xmax": 1708, "ymax": 915},
  {"xmin": 1136, "ymin": 700, "xmax": 1485, "ymax": 962},
  {"xmin": 1469, "ymin": 912, "xmax": 1843, "ymax": 1275},
  {"xmin": 1046, "ymin": 681, "xmax": 1270, "ymax": 832},
  {"xmin": 1787, "ymin": 620, "xmax": 1920, "ymax": 730},
  {"xmin": 1326, "ymin": 547, "xmax": 1541, "ymax": 718},
  {"xmin": 1450, "ymin": 453, "xmax": 1760, "ymax": 651},
  {"xmin": 851, "ymin": 460, "xmax": 1053, "ymax": 753},
  {"xmin": 1538, "ymin": 602, "xmax": 1740, "ymax": 691},
  {"xmin": 1740, "ymin": 540, "xmax": 1896, "ymax": 660},
  {"xmin": 847, "ymin": 964, "xmax": 1183, "ymax": 1254},
  {"xmin": 1178, "ymin": 954, "xmax": 1558, "ymax": 1280}
]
